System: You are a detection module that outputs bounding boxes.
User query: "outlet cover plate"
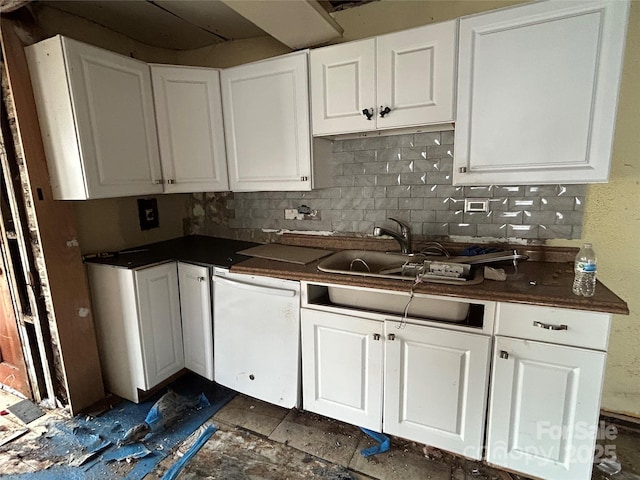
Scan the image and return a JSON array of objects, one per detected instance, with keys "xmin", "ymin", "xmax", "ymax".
[{"xmin": 464, "ymin": 198, "xmax": 489, "ymax": 213}]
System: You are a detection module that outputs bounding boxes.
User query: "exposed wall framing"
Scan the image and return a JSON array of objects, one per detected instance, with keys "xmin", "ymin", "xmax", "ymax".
[
  {"xmin": 1, "ymin": 66, "xmax": 58, "ymax": 404},
  {"xmin": 1, "ymin": 18, "xmax": 105, "ymax": 413}
]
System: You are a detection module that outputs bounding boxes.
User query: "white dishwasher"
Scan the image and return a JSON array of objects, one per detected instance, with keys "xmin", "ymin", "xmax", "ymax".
[{"xmin": 213, "ymin": 268, "xmax": 301, "ymax": 408}]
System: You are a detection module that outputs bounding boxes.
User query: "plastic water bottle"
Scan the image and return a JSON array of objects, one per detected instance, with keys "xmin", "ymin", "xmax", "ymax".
[{"xmin": 572, "ymin": 243, "xmax": 597, "ymax": 297}]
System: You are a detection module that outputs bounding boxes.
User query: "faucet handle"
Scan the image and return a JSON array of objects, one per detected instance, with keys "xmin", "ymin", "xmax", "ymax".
[{"xmin": 388, "ymin": 217, "xmax": 410, "ymax": 233}]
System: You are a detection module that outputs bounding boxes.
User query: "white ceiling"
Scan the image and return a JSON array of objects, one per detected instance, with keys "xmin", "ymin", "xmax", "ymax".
[{"xmin": 35, "ymin": 0, "xmax": 356, "ymax": 50}]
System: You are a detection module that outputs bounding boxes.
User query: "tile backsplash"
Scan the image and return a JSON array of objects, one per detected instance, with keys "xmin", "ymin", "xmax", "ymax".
[{"xmin": 187, "ymin": 131, "xmax": 585, "ymax": 242}]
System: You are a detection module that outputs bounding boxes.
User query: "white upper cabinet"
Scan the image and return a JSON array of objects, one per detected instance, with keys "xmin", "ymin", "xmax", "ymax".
[
  {"xmin": 311, "ymin": 21, "xmax": 457, "ymax": 136},
  {"xmin": 221, "ymin": 51, "xmax": 314, "ymax": 192},
  {"xmin": 151, "ymin": 66, "xmax": 229, "ymax": 193},
  {"xmin": 25, "ymin": 35, "xmax": 163, "ymax": 200},
  {"xmin": 310, "ymin": 39, "xmax": 376, "ymax": 135},
  {"xmin": 376, "ymin": 21, "xmax": 457, "ymax": 130},
  {"xmin": 454, "ymin": 0, "xmax": 630, "ymax": 185}
]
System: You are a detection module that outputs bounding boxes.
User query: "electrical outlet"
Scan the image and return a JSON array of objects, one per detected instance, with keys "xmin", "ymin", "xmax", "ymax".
[{"xmin": 464, "ymin": 198, "xmax": 489, "ymax": 213}]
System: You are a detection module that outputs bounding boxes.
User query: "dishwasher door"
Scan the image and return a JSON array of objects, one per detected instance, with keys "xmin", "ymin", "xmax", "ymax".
[{"xmin": 213, "ymin": 268, "xmax": 301, "ymax": 408}]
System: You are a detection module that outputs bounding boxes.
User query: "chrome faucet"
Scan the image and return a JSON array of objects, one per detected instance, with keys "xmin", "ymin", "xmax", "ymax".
[{"xmin": 373, "ymin": 217, "xmax": 412, "ymax": 254}]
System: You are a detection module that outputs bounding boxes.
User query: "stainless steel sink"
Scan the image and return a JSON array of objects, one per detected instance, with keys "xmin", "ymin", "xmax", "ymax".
[
  {"xmin": 316, "ymin": 250, "xmax": 476, "ymax": 321},
  {"xmin": 317, "ymin": 250, "xmax": 473, "ymax": 283},
  {"xmin": 317, "ymin": 249, "xmax": 528, "ymax": 283},
  {"xmin": 316, "ymin": 249, "xmax": 527, "ymax": 322},
  {"xmin": 317, "ymin": 250, "xmax": 420, "ymax": 279}
]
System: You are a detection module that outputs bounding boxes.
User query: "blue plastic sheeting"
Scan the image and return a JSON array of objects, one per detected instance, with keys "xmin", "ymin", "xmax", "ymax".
[
  {"xmin": 3, "ymin": 375, "xmax": 235, "ymax": 480},
  {"xmin": 359, "ymin": 427, "xmax": 390, "ymax": 457},
  {"xmin": 160, "ymin": 425, "xmax": 217, "ymax": 480}
]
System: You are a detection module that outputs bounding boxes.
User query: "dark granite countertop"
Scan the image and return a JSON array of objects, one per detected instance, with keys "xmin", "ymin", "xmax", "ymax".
[
  {"xmin": 229, "ymin": 236, "xmax": 629, "ymax": 316},
  {"xmin": 83, "ymin": 235, "xmax": 260, "ymax": 270},
  {"xmin": 83, "ymin": 234, "xmax": 628, "ymax": 315},
  {"xmin": 231, "ymin": 257, "xmax": 628, "ymax": 315}
]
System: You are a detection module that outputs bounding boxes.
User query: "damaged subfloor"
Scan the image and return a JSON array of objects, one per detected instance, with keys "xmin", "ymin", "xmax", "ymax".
[
  {"xmin": 1, "ymin": 388, "xmax": 639, "ymax": 479},
  {"xmin": 148, "ymin": 394, "xmax": 640, "ymax": 480}
]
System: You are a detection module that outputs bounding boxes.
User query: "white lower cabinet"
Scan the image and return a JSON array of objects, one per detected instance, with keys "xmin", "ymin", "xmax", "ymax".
[
  {"xmin": 384, "ymin": 321, "xmax": 491, "ymax": 459},
  {"xmin": 301, "ymin": 284, "xmax": 613, "ymax": 476},
  {"xmin": 301, "ymin": 308, "xmax": 491, "ymax": 459},
  {"xmin": 301, "ymin": 309, "xmax": 384, "ymax": 431},
  {"xmin": 87, "ymin": 261, "xmax": 213, "ymax": 402},
  {"xmin": 136, "ymin": 262, "xmax": 184, "ymax": 389},
  {"xmin": 178, "ymin": 263, "xmax": 214, "ymax": 381},
  {"xmin": 486, "ymin": 303, "xmax": 611, "ymax": 480}
]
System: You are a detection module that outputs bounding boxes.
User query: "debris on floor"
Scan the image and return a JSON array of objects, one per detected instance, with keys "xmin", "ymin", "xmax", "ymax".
[
  {"xmin": 6, "ymin": 399, "xmax": 45, "ymax": 424},
  {"xmin": 120, "ymin": 390, "xmax": 210, "ymax": 446},
  {"xmin": 0, "ymin": 375, "xmax": 234, "ymax": 479},
  {"xmin": 67, "ymin": 433, "xmax": 111, "ymax": 467},
  {"xmin": 422, "ymin": 444, "xmax": 445, "ymax": 461},
  {"xmin": 2, "ymin": 387, "xmax": 639, "ymax": 480},
  {"xmin": 0, "ymin": 427, "xmax": 29, "ymax": 447},
  {"xmin": 103, "ymin": 443, "xmax": 153, "ymax": 463},
  {"xmin": 150, "ymin": 425, "xmax": 359, "ymax": 480},
  {"xmin": 598, "ymin": 457, "xmax": 623, "ymax": 475}
]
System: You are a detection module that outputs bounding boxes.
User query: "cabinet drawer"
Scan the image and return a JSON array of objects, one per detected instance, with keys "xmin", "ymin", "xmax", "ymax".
[{"xmin": 495, "ymin": 303, "xmax": 611, "ymax": 351}]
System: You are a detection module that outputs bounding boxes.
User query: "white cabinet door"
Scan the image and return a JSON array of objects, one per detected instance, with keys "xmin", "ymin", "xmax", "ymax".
[
  {"xmin": 310, "ymin": 39, "xmax": 376, "ymax": 135},
  {"xmin": 376, "ymin": 21, "xmax": 456, "ymax": 130},
  {"xmin": 136, "ymin": 263, "xmax": 184, "ymax": 389},
  {"xmin": 151, "ymin": 65, "xmax": 229, "ymax": 193},
  {"xmin": 301, "ymin": 308, "xmax": 384, "ymax": 431},
  {"xmin": 454, "ymin": 0, "xmax": 630, "ymax": 185},
  {"xmin": 486, "ymin": 337, "xmax": 606, "ymax": 480},
  {"xmin": 310, "ymin": 22, "xmax": 456, "ymax": 136},
  {"xmin": 178, "ymin": 263, "xmax": 213, "ymax": 381},
  {"xmin": 383, "ymin": 321, "xmax": 491, "ymax": 459},
  {"xmin": 221, "ymin": 52, "xmax": 312, "ymax": 191},
  {"xmin": 26, "ymin": 35, "xmax": 163, "ymax": 199}
]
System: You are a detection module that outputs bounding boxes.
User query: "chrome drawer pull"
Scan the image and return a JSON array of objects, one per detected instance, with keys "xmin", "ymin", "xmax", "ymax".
[{"xmin": 533, "ymin": 321, "xmax": 568, "ymax": 331}]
